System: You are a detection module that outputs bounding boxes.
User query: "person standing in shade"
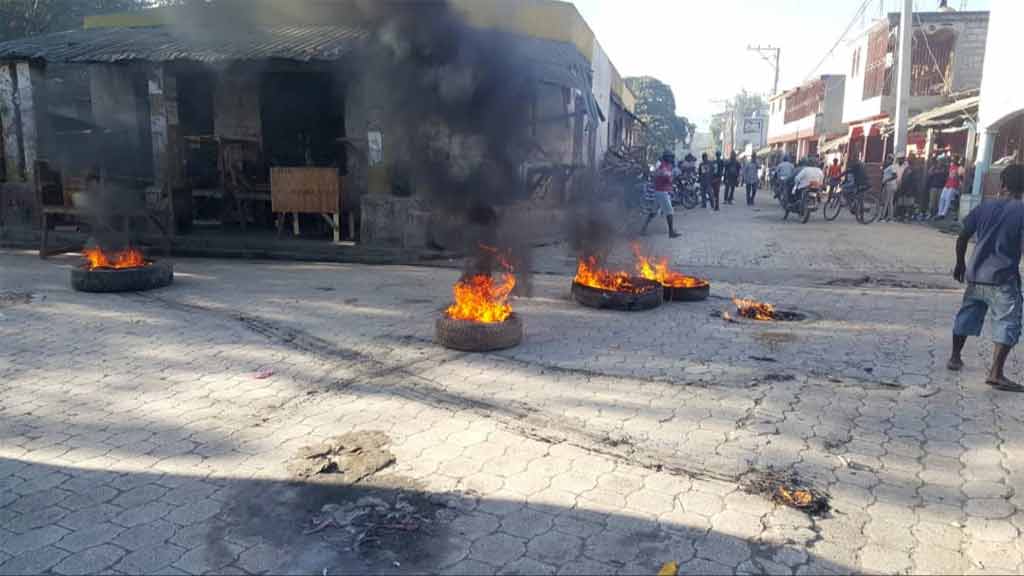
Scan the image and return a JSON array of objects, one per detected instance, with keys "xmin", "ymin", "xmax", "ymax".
[
  {"xmin": 724, "ymin": 151, "xmax": 741, "ymax": 205},
  {"xmin": 948, "ymin": 165, "xmax": 1024, "ymax": 392},
  {"xmin": 743, "ymin": 152, "xmax": 760, "ymax": 206}
]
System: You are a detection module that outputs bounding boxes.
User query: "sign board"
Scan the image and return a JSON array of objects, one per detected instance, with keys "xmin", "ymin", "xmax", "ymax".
[
  {"xmin": 271, "ymin": 167, "xmax": 341, "ymax": 214},
  {"xmin": 743, "ymin": 118, "xmax": 764, "ymax": 134}
]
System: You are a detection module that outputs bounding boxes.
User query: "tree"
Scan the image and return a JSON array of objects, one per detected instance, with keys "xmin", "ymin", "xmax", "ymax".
[
  {"xmin": 624, "ymin": 76, "xmax": 693, "ymax": 162},
  {"xmin": 0, "ymin": 1, "xmax": 158, "ymax": 42}
]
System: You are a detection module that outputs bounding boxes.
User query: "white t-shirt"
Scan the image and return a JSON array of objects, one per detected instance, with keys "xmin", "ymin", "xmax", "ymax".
[{"xmin": 793, "ymin": 166, "xmax": 825, "ymax": 190}]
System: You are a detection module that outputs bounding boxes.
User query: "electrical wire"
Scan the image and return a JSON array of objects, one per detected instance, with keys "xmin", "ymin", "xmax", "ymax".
[{"xmin": 803, "ymin": 0, "xmax": 875, "ymax": 82}]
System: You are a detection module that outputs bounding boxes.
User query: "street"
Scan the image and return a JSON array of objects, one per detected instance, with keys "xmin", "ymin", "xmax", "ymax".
[{"xmin": 2, "ymin": 198, "xmax": 1023, "ymax": 575}]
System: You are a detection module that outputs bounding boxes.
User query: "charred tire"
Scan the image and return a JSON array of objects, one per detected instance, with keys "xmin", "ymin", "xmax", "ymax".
[
  {"xmin": 572, "ymin": 280, "xmax": 663, "ymax": 311},
  {"xmin": 70, "ymin": 262, "xmax": 174, "ymax": 293},
  {"xmin": 435, "ymin": 314, "xmax": 523, "ymax": 352},
  {"xmin": 664, "ymin": 283, "xmax": 711, "ymax": 302}
]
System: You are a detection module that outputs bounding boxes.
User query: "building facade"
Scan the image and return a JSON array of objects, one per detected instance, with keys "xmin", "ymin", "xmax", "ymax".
[
  {"xmin": 0, "ymin": 0, "xmax": 637, "ymax": 251},
  {"xmin": 767, "ymin": 75, "xmax": 846, "ymax": 160},
  {"xmin": 840, "ymin": 9, "xmax": 989, "ymax": 162}
]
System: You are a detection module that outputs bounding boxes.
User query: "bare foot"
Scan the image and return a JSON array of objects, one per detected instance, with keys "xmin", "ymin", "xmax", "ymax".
[
  {"xmin": 947, "ymin": 358, "xmax": 963, "ymax": 371},
  {"xmin": 986, "ymin": 376, "xmax": 1024, "ymax": 392}
]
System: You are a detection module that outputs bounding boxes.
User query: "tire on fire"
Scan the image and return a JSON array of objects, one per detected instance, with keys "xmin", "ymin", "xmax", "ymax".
[
  {"xmin": 435, "ymin": 313, "xmax": 523, "ymax": 352},
  {"xmin": 571, "ymin": 279, "xmax": 663, "ymax": 311},
  {"xmin": 70, "ymin": 261, "xmax": 174, "ymax": 293},
  {"xmin": 663, "ymin": 283, "xmax": 710, "ymax": 302}
]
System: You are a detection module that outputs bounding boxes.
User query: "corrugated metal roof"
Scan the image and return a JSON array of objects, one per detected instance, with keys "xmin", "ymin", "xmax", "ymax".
[{"xmin": 0, "ymin": 25, "xmax": 370, "ymax": 63}]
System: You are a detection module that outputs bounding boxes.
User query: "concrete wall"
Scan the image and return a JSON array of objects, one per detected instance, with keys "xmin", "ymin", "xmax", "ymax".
[
  {"xmin": 590, "ymin": 39, "xmax": 613, "ymax": 160},
  {"xmin": 978, "ymin": 0, "xmax": 1022, "ymax": 131}
]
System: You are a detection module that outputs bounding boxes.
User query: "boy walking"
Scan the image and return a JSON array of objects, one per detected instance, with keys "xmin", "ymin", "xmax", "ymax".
[{"xmin": 948, "ymin": 165, "xmax": 1024, "ymax": 392}]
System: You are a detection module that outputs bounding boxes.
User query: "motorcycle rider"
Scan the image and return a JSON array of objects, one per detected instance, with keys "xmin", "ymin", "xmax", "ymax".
[
  {"xmin": 773, "ymin": 154, "xmax": 796, "ymax": 199},
  {"xmin": 791, "ymin": 156, "xmax": 825, "ymax": 205},
  {"xmin": 642, "ymin": 151, "xmax": 682, "ymax": 238}
]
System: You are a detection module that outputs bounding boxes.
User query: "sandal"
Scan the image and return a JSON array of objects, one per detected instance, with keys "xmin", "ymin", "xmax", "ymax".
[{"xmin": 986, "ymin": 377, "xmax": 1024, "ymax": 393}]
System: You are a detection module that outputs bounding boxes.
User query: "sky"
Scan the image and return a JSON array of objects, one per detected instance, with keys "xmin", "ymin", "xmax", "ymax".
[{"xmin": 570, "ymin": 0, "xmax": 991, "ymax": 131}]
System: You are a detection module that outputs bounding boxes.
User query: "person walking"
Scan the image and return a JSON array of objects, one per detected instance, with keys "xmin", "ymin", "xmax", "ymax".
[
  {"xmin": 710, "ymin": 151, "xmax": 724, "ymax": 211},
  {"xmin": 743, "ymin": 152, "xmax": 760, "ymax": 206},
  {"xmin": 724, "ymin": 151, "xmax": 741, "ymax": 205},
  {"xmin": 938, "ymin": 158, "xmax": 964, "ymax": 220},
  {"xmin": 827, "ymin": 157, "xmax": 843, "ymax": 195},
  {"xmin": 948, "ymin": 164, "xmax": 1024, "ymax": 392},
  {"xmin": 881, "ymin": 155, "xmax": 897, "ymax": 221},
  {"xmin": 641, "ymin": 151, "xmax": 681, "ymax": 238},
  {"xmin": 699, "ymin": 152, "xmax": 718, "ymax": 210}
]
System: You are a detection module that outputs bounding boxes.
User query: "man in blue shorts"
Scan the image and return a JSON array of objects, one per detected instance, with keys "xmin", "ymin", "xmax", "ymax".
[{"xmin": 948, "ymin": 164, "xmax": 1024, "ymax": 392}]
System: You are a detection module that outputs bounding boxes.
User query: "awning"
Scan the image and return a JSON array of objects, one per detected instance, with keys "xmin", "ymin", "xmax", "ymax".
[
  {"xmin": 820, "ymin": 134, "xmax": 850, "ymax": 153},
  {"xmin": 880, "ymin": 96, "xmax": 979, "ymax": 135}
]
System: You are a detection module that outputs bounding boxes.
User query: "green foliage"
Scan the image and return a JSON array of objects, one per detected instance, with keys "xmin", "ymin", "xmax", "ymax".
[
  {"xmin": 623, "ymin": 76, "xmax": 692, "ymax": 161},
  {"xmin": 0, "ymin": 0, "xmax": 158, "ymax": 42}
]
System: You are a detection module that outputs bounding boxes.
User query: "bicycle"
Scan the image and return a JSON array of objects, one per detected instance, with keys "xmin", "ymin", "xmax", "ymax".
[{"xmin": 823, "ymin": 179, "xmax": 880, "ymax": 224}]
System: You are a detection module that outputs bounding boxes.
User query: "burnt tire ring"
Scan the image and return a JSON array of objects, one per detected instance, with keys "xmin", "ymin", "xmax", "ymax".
[
  {"xmin": 664, "ymin": 283, "xmax": 710, "ymax": 302},
  {"xmin": 435, "ymin": 313, "xmax": 523, "ymax": 352},
  {"xmin": 572, "ymin": 279, "xmax": 663, "ymax": 311},
  {"xmin": 71, "ymin": 261, "xmax": 174, "ymax": 293}
]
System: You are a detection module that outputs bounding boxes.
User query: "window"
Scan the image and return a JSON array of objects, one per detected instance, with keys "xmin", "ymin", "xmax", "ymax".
[{"xmin": 851, "ymin": 48, "xmax": 861, "ymax": 78}]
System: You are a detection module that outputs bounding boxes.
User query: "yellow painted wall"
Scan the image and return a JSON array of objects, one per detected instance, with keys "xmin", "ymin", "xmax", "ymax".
[{"xmin": 84, "ymin": 0, "xmax": 634, "ymax": 110}]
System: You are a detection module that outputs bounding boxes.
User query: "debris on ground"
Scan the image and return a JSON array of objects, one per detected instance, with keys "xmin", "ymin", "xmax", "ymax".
[
  {"xmin": 308, "ymin": 493, "xmax": 432, "ymax": 550},
  {"xmin": 288, "ymin": 431, "xmax": 395, "ymax": 483},
  {"xmin": 0, "ymin": 291, "xmax": 33, "ymax": 308},
  {"xmin": 825, "ymin": 275, "xmax": 952, "ymax": 290},
  {"xmin": 254, "ymin": 367, "xmax": 275, "ymax": 380},
  {"xmin": 749, "ymin": 355, "xmax": 778, "ymax": 363},
  {"xmin": 742, "ymin": 468, "xmax": 830, "ymax": 517},
  {"xmin": 758, "ymin": 373, "xmax": 796, "ymax": 383}
]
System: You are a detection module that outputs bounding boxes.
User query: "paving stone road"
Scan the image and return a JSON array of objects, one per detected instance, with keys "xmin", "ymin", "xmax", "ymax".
[{"xmin": 1, "ymin": 199, "xmax": 1023, "ymax": 575}]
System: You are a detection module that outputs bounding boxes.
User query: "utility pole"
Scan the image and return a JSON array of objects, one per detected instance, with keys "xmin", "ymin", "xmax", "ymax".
[
  {"xmin": 747, "ymin": 45, "xmax": 781, "ymax": 95},
  {"xmin": 893, "ymin": 0, "xmax": 913, "ymax": 158}
]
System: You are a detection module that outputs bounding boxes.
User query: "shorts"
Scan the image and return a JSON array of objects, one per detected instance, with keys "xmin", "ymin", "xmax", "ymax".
[
  {"xmin": 651, "ymin": 191, "xmax": 673, "ymax": 215},
  {"xmin": 953, "ymin": 281, "xmax": 1023, "ymax": 346}
]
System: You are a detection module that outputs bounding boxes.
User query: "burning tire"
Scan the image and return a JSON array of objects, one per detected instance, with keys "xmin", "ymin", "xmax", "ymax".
[
  {"xmin": 663, "ymin": 282, "xmax": 710, "ymax": 302},
  {"xmin": 572, "ymin": 279, "xmax": 663, "ymax": 311},
  {"xmin": 71, "ymin": 261, "xmax": 174, "ymax": 293},
  {"xmin": 435, "ymin": 313, "xmax": 523, "ymax": 352}
]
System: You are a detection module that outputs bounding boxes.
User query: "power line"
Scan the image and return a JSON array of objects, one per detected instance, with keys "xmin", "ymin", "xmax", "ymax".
[{"xmin": 804, "ymin": 0, "xmax": 874, "ymax": 82}]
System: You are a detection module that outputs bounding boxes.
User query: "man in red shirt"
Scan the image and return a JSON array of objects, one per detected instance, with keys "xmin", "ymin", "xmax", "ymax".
[
  {"xmin": 827, "ymin": 158, "xmax": 843, "ymax": 193},
  {"xmin": 642, "ymin": 151, "xmax": 681, "ymax": 238}
]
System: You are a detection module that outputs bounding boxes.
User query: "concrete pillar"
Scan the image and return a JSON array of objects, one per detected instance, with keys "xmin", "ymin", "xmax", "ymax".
[
  {"xmin": 148, "ymin": 66, "xmax": 168, "ymax": 188},
  {"xmin": 966, "ymin": 127, "xmax": 997, "ymax": 213},
  {"xmin": 0, "ymin": 63, "xmax": 19, "ymax": 180}
]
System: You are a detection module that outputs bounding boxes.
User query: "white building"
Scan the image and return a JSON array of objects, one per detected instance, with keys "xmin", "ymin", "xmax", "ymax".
[
  {"xmin": 966, "ymin": 0, "xmax": 1024, "ymax": 209},
  {"xmin": 840, "ymin": 8, "xmax": 989, "ymax": 162}
]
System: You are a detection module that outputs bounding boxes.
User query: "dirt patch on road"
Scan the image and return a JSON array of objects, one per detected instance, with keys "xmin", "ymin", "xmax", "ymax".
[{"xmin": 824, "ymin": 275, "xmax": 953, "ymax": 290}]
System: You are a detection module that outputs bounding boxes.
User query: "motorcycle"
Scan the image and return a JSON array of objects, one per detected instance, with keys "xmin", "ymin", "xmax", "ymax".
[
  {"xmin": 672, "ymin": 173, "xmax": 701, "ymax": 209},
  {"xmin": 781, "ymin": 180, "xmax": 823, "ymax": 223}
]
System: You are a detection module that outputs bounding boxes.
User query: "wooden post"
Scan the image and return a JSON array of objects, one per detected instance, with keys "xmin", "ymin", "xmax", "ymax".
[{"xmin": 0, "ymin": 63, "xmax": 20, "ymax": 180}]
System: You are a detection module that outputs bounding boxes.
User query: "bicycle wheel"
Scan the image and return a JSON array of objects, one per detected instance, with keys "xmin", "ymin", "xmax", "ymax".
[
  {"xmin": 857, "ymin": 189, "xmax": 881, "ymax": 224},
  {"xmin": 823, "ymin": 190, "xmax": 843, "ymax": 221}
]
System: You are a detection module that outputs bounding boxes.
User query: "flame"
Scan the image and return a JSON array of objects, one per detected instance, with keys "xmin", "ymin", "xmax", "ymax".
[
  {"xmin": 574, "ymin": 257, "xmax": 648, "ymax": 293},
  {"xmin": 733, "ymin": 297, "xmax": 776, "ymax": 321},
  {"xmin": 444, "ymin": 246, "xmax": 516, "ymax": 324},
  {"xmin": 632, "ymin": 245, "xmax": 709, "ymax": 288},
  {"xmin": 777, "ymin": 486, "xmax": 814, "ymax": 508},
  {"xmin": 82, "ymin": 247, "xmax": 147, "ymax": 270}
]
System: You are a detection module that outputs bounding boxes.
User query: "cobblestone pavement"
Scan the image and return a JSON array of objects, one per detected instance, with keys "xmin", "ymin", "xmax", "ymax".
[{"xmin": 2, "ymin": 201, "xmax": 1023, "ymax": 575}]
